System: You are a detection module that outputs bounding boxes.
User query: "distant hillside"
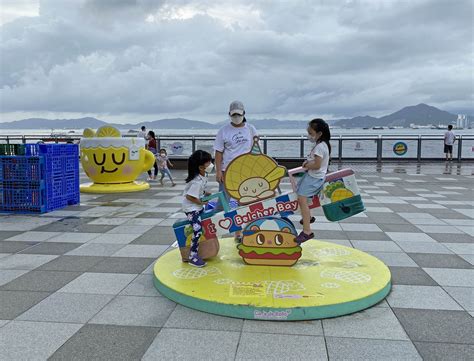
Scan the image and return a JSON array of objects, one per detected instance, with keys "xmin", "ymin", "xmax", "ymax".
[
  {"xmin": 0, "ymin": 103, "xmax": 469, "ymax": 129},
  {"xmin": 0, "ymin": 117, "xmax": 107, "ymax": 129},
  {"xmin": 378, "ymin": 103, "xmax": 458, "ymax": 127}
]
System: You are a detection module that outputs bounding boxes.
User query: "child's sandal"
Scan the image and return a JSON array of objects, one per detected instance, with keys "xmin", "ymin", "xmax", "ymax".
[{"xmin": 299, "ymin": 216, "xmax": 315, "ymax": 225}]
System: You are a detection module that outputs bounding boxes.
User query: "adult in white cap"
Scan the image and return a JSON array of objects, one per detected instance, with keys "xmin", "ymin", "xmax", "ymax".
[{"xmin": 213, "ymin": 100, "xmax": 258, "ymax": 242}]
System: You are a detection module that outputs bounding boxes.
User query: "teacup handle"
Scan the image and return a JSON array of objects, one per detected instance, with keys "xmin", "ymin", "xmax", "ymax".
[{"xmin": 143, "ymin": 150, "xmax": 155, "ymax": 172}]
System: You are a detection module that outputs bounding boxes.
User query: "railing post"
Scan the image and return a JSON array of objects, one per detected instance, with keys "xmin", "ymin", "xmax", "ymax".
[
  {"xmin": 263, "ymin": 137, "xmax": 267, "ymax": 154},
  {"xmin": 338, "ymin": 136, "xmax": 342, "ymax": 161},
  {"xmin": 6, "ymin": 136, "xmax": 10, "ymax": 145},
  {"xmin": 157, "ymin": 137, "xmax": 161, "ymax": 152},
  {"xmin": 22, "ymin": 135, "xmax": 26, "ymax": 144},
  {"xmin": 457, "ymin": 135, "xmax": 462, "ymax": 161},
  {"xmin": 417, "ymin": 136, "xmax": 422, "ymax": 161},
  {"xmin": 377, "ymin": 136, "xmax": 382, "ymax": 162},
  {"xmin": 191, "ymin": 137, "xmax": 196, "ymax": 153},
  {"xmin": 300, "ymin": 137, "xmax": 304, "ymax": 158}
]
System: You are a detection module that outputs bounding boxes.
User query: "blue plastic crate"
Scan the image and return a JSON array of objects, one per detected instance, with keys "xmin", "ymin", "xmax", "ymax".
[
  {"xmin": 0, "ymin": 156, "xmax": 44, "ymax": 182},
  {"xmin": 25, "ymin": 143, "xmax": 79, "ymax": 157},
  {"xmin": 0, "ymin": 180, "xmax": 47, "ymax": 213}
]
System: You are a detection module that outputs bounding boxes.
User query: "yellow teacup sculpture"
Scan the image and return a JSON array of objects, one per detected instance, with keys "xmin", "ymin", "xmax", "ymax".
[{"xmin": 80, "ymin": 126, "xmax": 155, "ymax": 193}]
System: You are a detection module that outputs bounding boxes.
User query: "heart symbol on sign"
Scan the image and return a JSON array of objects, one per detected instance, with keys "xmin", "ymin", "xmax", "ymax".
[{"xmin": 219, "ymin": 218, "xmax": 232, "ymax": 230}]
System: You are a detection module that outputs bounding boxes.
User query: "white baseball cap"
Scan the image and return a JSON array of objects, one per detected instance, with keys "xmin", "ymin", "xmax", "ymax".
[{"xmin": 229, "ymin": 100, "xmax": 245, "ymax": 115}]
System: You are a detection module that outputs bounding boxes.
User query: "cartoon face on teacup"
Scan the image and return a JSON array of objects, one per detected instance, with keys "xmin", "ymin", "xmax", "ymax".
[{"xmin": 80, "ymin": 126, "xmax": 155, "ymax": 184}]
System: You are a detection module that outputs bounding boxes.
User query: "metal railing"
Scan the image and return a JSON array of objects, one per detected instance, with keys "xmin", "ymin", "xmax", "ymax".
[{"xmin": 1, "ymin": 134, "xmax": 473, "ymax": 161}]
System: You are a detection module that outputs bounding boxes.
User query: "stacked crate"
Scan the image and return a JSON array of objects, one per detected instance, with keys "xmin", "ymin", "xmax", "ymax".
[{"xmin": 0, "ymin": 144, "xmax": 80, "ymax": 213}]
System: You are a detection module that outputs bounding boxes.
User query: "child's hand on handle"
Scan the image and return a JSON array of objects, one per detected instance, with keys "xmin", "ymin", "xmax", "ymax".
[{"xmin": 302, "ymin": 160, "xmax": 308, "ymax": 169}]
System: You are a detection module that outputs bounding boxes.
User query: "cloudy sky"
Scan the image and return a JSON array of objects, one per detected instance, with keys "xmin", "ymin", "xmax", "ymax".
[{"xmin": 0, "ymin": 0, "xmax": 472, "ymax": 123}]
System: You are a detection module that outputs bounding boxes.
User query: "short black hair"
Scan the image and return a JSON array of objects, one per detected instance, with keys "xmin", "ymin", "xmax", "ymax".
[
  {"xmin": 448, "ymin": 125, "xmax": 453, "ymax": 130},
  {"xmin": 141, "ymin": 126, "xmax": 146, "ymax": 130}
]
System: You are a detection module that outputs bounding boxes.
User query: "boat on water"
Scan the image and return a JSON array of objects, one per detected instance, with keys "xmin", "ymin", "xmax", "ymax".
[{"xmin": 372, "ymin": 126, "xmax": 384, "ymax": 130}]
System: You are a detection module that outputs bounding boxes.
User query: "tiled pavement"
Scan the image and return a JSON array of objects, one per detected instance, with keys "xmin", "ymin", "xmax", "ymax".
[{"xmin": 0, "ymin": 162, "xmax": 473, "ymax": 360}]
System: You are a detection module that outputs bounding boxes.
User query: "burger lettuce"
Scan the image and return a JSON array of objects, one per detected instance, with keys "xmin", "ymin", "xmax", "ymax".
[{"xmin": 237, "ymin": 244, "xmax": 302, "ymax": 260}]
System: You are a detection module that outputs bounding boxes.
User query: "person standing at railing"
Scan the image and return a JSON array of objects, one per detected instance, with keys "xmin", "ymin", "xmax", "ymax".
[
  {"xmin": 137, "ymin": 126, "xmax": 147, "ymax": 140},
  {"xmin": 444, "ymin": 125, "xmax": 456, "ymax": 161},
  {"xmin": 146, "ymin": 131, "xmax": 159, "ymax": 180},
  {"xmin": 214, "ymin": 100, "xmax": 258, "ymax": 243}
]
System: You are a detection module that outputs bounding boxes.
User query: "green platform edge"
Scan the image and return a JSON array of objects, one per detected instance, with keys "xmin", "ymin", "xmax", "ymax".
[{"xmin": 153, "ymin": 274, "xmax": 391, "ymax": 321}]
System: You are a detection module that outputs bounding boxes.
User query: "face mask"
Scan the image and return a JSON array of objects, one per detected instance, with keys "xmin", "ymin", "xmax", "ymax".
[
  {"xmin": 307, "ymin": 134, "xmax": 316, "ymax": 143},
  {"xmin": 205, "ymin": 163, "xmax": 214, "ymax": 174},
  {"xmin": 160, "ymin": 153, "xmax": 166, "ymax": 157},
  {"xmin": 230, "ymin": 114, "xmax": 244, "ymax": 125}
]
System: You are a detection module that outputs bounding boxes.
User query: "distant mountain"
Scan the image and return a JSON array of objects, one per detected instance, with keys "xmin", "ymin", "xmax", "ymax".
[
  {"xmin": 378, "ymin": 103, "xmax": 458, "ymax": 127},
  {"xmin": 0, "ymin": 103, "xmax": 469, "ymax": 129},
  {"xmin": 0, "ymin": 117, "xmax": 107, "ymax": 129},
  {"xmin": 332, "ymin": 104, "xmax": 460, "ymax": 127}
]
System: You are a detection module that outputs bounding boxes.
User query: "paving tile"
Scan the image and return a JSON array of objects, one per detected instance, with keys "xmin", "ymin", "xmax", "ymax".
[
  {"xmin": 368, "ymin": 252, "xmax": 418, "ymax": 267},
  {"xmin": 386, "ymin": 232, "xmax": 436, "ymax": 243},
  {"xmin": 36, "ymin": 255, "xmax": 105, "ymax": 271},
  {"xmin": 50, "ymin": 324, "xmax": 159, "ymax": 361},
  {"xmin": 0, "ymin": 270, "xmax": 81, "ymax": 292},
  {"xmin": 4, "ymin": 231, "xmax": 62, "ymax": 242},
  {"xmin": 322, "ymin": 306, "xmax": 408, "ymax": 340},
  {"xmin": 0, "ymin": 254, "xmax": 58, "ymax": 270},
  {"xmin": 45, "ymin": 232, "xmax": 100, "ymax": 243},
  {"xmin": 340, "ymin": 223, "xmax": 382, "ymax": 232},
  {"xmin": 120, "ymin": 274, "xmax": 161, "ymax": 297},
  {"xmin": 416, "ymin": 225, "xmax": 464, "ymax": 234},
  {"xmin": 459, "ymin": 254, "xmax": 474, "ymax": 265},
  {"xmin": 89, "ymin": 233, "xmax": 141, "ymax": 244},
  {"xmin": 0, "ymin": 241, "xmax": 38, "ymax": 253},
  {"xmin": 395, "ymin": 241, "xmax": 452, "ymax": 254},
  {"xmin": 18, "ymin": 242, "xmax": 82, "ymax": 255},
  {"xmin": 393, "ymin": 308, "xmax": 474, "ymax": 344},
  {"xmin": 387, "ymin": 285, "xmax": 463, "ymax": 310},
  {"xmin": 326, "ymin": 337, "xmax": 421, "ymax": 361},
  {"xmin": 423, "ymin": 268, "xmax": 474, "ymax": 287},
  {"xmin": 343, "ymin": 231, "xmax": 391, "ymax": 241},
  {"xmin": 89, "ymin": 257, "xmax": 155, "ymax": 274},
  {"xmin": 106, "ymin": 225, "xmax": 153, "ymax": 235},
  {"xmin": 456, "ymin": 225, "xmax": 474, "ymax": 236},
  {"xmin": 111, "ymin": 245, "xmax": 169, "ymax": 258},
  {"xmin": 377, "ymin": 223, "xmax": 422, "ymax": 232},
  {"xmin": 388, "ymin": 267, "xmax": 437, "ymax": 286},
  {"xmin": 242, "ymin": 318, "xmax": 323, "ymax": 335},
  {"xmin": 0, "ymin": 269, "xmax": 29, "ymax": 286},
  {"xmin": 87, "ymin": 217, "xmax": 129, "ymax": 225},
  {"xmin": 17, "ymin": 293, "xmax": 114, "ymax": 323},
  {"xmin": 352, "ymin": 240, "xmax": 402, "ymax": 252},
  {"xmin": 164, "ymin": 304, "xmax": 242, "ymax": 331},
  {"xmin": 443, "ymin": 287, "xmax": 474, "ymax": 311},
  {"xmin": 0, "ymin": 320, "xmax": 81, "ymax": 360},
  {"xmin": 414, "ymin": 342, "xmax": 474, "ymax": 361},
  {"xmin": 90, "ymin": 295, "xmax": 176, "ymax": 327},
  {"xmin": 0, "ymin": 231, "xmax": 22, "ymax": 241},
  {"xmin": 143, "ymin": 328, "xmax": 240, "ymax": 361},
  {"xmin": 58, "ymin": 272, "xmax": 136, "ymax": 295},
  {"xmin": 65, "ymin": 243, "xmax": 125, "ymax": 256},
  {"xmin": 441, "ymin": 242, "xmax": 474, "ymax": 255},
  {"xmin": 428, "ymin": 233, "xmax": 474, "ymax": 243},
  {"xmin": 235, "ymin": 332, "xmax": 327, "ymax": 360},
  {"xmin": 367, "ymin": 213, "xmax": 411, "ymax": 224},
  {"xmin": 0, "ymin": 290, "xmax": 51, "ymax": 319},
  {"xmin": 409, "ymin": 253, "xmax": 473, "ymax": 269}
]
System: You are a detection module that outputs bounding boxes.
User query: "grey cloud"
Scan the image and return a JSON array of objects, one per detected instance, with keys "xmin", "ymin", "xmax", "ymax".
[{"xmin": 0, "ymin": 0, "xmax": 472, "ymax": 121}]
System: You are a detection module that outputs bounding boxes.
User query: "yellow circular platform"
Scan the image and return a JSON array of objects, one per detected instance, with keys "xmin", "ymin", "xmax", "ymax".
[
  {"xmin": 153, "ymin": 238, "xmax": 391, "ymax": 321},
  {"xmin": 80, "ymin": 181, "xmax": 150, "ymax": 193}
]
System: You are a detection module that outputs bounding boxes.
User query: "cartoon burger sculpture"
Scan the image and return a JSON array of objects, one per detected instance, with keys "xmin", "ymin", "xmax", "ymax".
[{"xmin": 237, "ymin": 217, "xmax": 302, "ymax": 266}]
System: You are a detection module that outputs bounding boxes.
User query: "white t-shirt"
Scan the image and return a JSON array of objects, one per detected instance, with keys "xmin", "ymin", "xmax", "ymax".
[
  {"xmin": 137, "ymin": 130, "xmax": 146, "ymax": 139},
  {"xmin": 307, "ymin": 141, "xmax": 330, "ymax": 179},
  {"xmin": 444, "ymin": 131, "xmax": 455, "ymax": 145},
  {"xmin": 213, "ymin": 123, "xmax": 258, "ymax": 171},
  {"xmin": 182, "ymin": 174, "xmax": 209, "ymax": 213}
]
